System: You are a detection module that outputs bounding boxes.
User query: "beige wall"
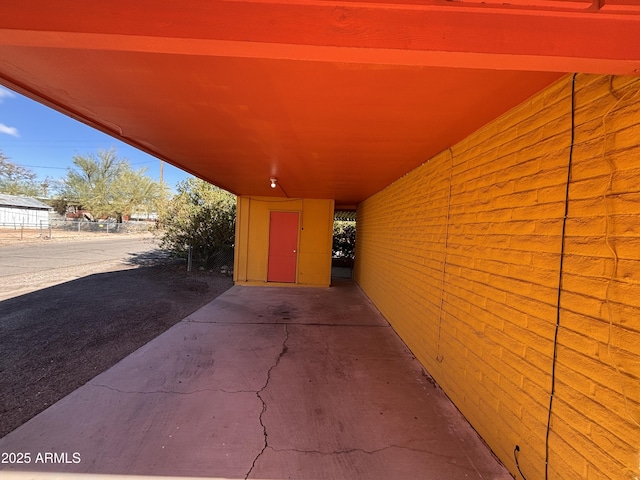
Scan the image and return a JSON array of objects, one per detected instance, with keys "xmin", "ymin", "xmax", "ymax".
[
  {"xmin": 234, "ymin": 196, "xmax": 334, "ymax": 286},
  {"xmin": 355, "ymin": 74, "xmax": 640, "ymax": 479}
]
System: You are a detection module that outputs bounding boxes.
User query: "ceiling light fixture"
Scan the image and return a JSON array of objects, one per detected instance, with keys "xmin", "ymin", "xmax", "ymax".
[{"xmin": 270, "ymin": 177, "xmax": 277, "ymax": 188}]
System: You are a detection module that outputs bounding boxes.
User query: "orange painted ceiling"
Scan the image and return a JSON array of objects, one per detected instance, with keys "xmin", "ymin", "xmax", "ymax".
[{"xmin": 1, "ymin": 1, "xmax": 639, "ymax": 208}]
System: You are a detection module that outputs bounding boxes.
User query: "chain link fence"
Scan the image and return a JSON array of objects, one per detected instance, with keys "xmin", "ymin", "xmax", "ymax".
[
  {"xmin": 49, "ymin": 219, "xmax": 154, "ymax": 234},
  {"xmin": 186, "ymin": 244, "xmax": 235, "ymax": 276},
  {"xmin": 0, "ymin": 220, "xmax": 155, "ymax": 242}
]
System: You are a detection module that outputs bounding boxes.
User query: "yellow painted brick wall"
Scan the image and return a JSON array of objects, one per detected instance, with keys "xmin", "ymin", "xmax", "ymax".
[{"xmin": 355, "ymin": 74, "xmax": 640, "ymax": 479}]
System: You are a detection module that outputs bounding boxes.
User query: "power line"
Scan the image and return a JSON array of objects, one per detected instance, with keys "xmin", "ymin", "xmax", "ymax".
[
  {"xmin": 13, "ymin": 164, "xmax": 67, "ymax": 170},
  {"xmin": 13, "ymin": 160, "xmax": 157, "ymax": 170}
]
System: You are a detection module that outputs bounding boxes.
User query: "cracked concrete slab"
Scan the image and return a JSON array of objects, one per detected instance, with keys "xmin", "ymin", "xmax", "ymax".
[
  {"xmin": 246, "ymin": 324, "xmax": 289, "ymax": 480},
  {"xmin": 0, "ymin": 280, "xmax": 511, "ymax": 479},
  {"xmin": 253, "ymin": 324, "xmax": 510, "ymax": 479},
  {"xmin": 90, "ymin": 322, "xmax": 287, "ymax": 395}
]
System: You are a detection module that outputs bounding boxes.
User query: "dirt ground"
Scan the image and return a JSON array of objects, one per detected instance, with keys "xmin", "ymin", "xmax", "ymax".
[{"xmin": 0, "ymin": 247, "xmax": 233, "ymax": 438}]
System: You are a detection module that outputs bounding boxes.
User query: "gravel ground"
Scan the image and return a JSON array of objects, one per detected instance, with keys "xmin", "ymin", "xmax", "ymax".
[{"xmin": 0, "ymin": 236, "xmax": 233, "ymax": 438}]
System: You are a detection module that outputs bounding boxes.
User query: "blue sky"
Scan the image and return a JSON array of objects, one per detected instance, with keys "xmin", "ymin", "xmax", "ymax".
[{"xmin": 0, "ymin": 85, "xmax": 191, "ymax": 192}]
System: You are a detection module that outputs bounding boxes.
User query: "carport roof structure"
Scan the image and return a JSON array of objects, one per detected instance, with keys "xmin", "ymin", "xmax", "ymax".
[{"xmin": 0, "ymin": 1, "xmax": 639, "ymax": 209}]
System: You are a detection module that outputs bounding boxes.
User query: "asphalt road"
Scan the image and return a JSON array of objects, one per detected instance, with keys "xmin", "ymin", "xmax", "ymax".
[
  {"xmin": 0, "ymin": 235, "xmax": 161, "ymax": 277},
  {"xmin": 0, "ymin": 234, "xmax": 167, "ymax": 300}
]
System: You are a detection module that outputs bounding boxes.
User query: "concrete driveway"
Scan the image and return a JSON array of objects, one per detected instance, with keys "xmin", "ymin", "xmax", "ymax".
[{"xmin": 0, "ymin": 280, "xmax": 511, "ymax": 480}]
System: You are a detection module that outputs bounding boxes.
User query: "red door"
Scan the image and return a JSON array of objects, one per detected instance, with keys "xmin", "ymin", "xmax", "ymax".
[{"xmin": 267, "ymin": 211, "xmax": 299, "ymax": 282}]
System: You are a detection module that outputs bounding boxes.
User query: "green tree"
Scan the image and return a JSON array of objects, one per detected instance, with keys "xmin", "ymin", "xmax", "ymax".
[
  {"xmin": 333, "ymin": 220, "xmax": 356, "ymax": 259},
  {"xmin": 50, "ymin": 197, "xmax": 70, "ymax": 216},
  {"xmin": 0, "ymin": 151, "xmax": 41, "ymax": 196},
  {"xmin": 61, "ymin": 148, "xmax": 167, "ymax": 222},
  {"xmin": 157, "ymin": 178, "xmax": 236, "ymax": 266}
]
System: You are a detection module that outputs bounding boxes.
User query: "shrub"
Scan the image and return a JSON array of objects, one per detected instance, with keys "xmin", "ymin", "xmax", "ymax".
[
  {"xmin": 333, "ymin": 220, "xmax": 356, "ymax": 259},
  {"xmin": 157, "ymin": 178, "xmax": 236, "ymax": 267}
]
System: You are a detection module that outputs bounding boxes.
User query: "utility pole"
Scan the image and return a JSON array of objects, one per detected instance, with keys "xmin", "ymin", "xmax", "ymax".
[{"xmin": 159, "ymin": 160, "xmax": 164, "ymax": 185}]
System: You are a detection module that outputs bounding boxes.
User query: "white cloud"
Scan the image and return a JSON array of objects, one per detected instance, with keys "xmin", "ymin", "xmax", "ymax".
[
  {"xmin": 0, "ymin": 87, "xmax": 15, "ymax": 102},
  {"xmin": 0, "ymin": 123, "xmax": 19, "ymax": 137}
]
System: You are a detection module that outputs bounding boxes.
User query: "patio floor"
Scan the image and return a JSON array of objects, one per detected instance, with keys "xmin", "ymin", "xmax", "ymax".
[{"xmin": 0, "ymin": 279, "xmax": 511, "ymax": 480}]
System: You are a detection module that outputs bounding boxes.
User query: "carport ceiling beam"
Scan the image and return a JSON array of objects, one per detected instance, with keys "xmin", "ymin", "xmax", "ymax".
[{"xmin": 1, "ymin": 0, "xmax": 640, "ymax": 75}]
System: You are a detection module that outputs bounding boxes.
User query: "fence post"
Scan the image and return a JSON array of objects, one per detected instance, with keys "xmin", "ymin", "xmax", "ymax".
[
  {"xmin": 187, "ymin": 245, "xmax": 193, "ymax": 272},
  {"xmin": 20, "ymin": 224, "xmax": 23, "ymax": 240}
]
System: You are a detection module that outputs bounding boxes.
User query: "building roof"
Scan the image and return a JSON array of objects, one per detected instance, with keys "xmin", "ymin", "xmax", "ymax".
[
  {"xmin": 0, "ymin": 194, "xmax": 52, "ymax": 210},
  {"xmin": 0, "ymin": 2, "xmax": 639, "ymax": 208}
]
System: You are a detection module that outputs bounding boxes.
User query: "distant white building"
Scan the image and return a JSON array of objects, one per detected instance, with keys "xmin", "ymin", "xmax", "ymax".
[
  {"xmin": 130, "ymin": 211, "xmax": 158, "ymax": 221},
  {"xmin": 0, "ymin": 194, "xmax": 52, "ymax": 228}
]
